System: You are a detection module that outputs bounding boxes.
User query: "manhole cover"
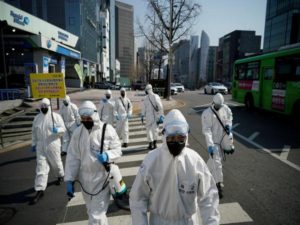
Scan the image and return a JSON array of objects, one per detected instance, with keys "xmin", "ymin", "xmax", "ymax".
[{"xmin": 0, "ymin": 207, "xmax": 16, "ymax": 224}]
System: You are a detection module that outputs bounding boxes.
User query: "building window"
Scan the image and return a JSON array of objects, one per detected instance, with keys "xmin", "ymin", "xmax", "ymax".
[{"xmin": 69, "ymin": 17, "xmax": 75, "ymax": 25}]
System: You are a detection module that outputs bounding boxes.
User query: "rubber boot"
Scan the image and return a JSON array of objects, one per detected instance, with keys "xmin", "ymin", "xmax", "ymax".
[
  {"xmin": 56, "ymin": 177, "xmax": 64, "ymax": 186},
  {"xmin": 114, "ymin": 191, "xmax": 130, "ymax": 211},
  {"xmin": 153, "ymin": 140, "xmax": 157, "ymax": 149},
  {"xmin": 30, "ymin": 191, "xmax": 44, "ymax": 205},
  {"xmin": 122, "ymin": 143, "xmax": 128, "ymax": 148},
  {"xmin": 148, "ymin": 142, "xmax": 153, "ymax": 150},
  {"xmin": 216, "ymin": 182, "xmax": 223, "ymax": 199}
]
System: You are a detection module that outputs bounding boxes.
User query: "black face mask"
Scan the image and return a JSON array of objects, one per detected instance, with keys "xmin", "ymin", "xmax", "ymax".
[
  {"xmin": 121, "ymin": 93, "xmax": 125, "ymax": 97},
  {"xmin": 82, "ymin": 121, "xmax": 94, "ymax": 130},
  {"xmin": 63, "ymin": 102, "xmax": 69, "ymax": 107},
  {"xmin": 106, "ymin": 95, "xmax": 111, "ymax": 99},
  {"xmin": 167, "ymin": 141, "xmax": 185, "ymax": 157},
  {"xmin": 41, "ymin": 108, "xmax": 48, "ymax": 114},
  {"xmin": 213, "ymin": 104, "xmax": 222, "ymax": 111},
  {"xmin": 145, "ymin": 90, "xmax": 148, "ymax": 95}
]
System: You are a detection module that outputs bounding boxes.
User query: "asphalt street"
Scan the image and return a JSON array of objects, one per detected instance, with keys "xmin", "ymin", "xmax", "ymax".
[{"xmin": 0, "ymin": 90, "xmax": 299, "ymax": 225}]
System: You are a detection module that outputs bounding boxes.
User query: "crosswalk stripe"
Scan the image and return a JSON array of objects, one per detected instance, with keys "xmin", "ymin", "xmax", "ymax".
[
  {"xmin": 116, "ymin": 153, "xmax": 146, "ymax": 163},
  {"xmin": 130, "ymin": 136, "xmax": 162, "ymax": 144},
  {"xmin": 59, "ymin": 202, "xmax": 252, "ymax": 225},
  {"xmin": 129, "ymin": 130, "xmax": 146, "ymax": 136},
  {"xmin": 120, "ymin": 166, "xmax": 139, "ymax": 177},
  {"xmin": 122, "ymin": 143, "xmax": 162, "ymax": 152}
]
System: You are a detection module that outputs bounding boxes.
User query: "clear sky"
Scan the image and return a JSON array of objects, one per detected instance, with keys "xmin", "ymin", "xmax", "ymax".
[{"xmin": 119, "ymin": 0, "xmax": 267, "ymax": 48}]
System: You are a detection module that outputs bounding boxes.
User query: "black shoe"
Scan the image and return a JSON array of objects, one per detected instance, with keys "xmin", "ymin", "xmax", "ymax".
[
  {"xmin": 61, "ymin": 152, "xmax": 67, "ymax": 156},
  {"xmin": 217, "ymin": 182, "xmax": 223, "ymax": 199},
  {"xmin": 30, "ymin": 191, "xmax": 44, "ymax": 205},
  {"xmin": 114, "ymin": 192, "xmax": 130, "ymax": 211},
  {"xmin": 148, "ymin": 142, "xmax": 153, "ymax": 150},
  {"xmin": 153, "ymin": 140, "xmax": 157, "ymax": 149},
  {"xmin": 122, "ymin": 143, "xmax": 128, "ymax": 148},
  {"xmin": 56, "ymin": 177, "xmax": 64, "ymax": 186}
]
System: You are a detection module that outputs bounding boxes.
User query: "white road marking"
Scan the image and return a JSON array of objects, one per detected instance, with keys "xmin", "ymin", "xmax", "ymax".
[
  {"xmin": 129, "ymin": 130, "xmax": 146, "ymax": 136},
  {"xmin": 129, "ymin": 136, "xmax": 162, "ymax": 144},
  {"xmin": 60, "ymin": 202, "xmax": 252, "ymax": 225},
  {"xmin": 122, "ymin": 143, "xmax": 162, "ymax": 152},
  {"xmin": 280, "ymin": 145, "xmax": 291, "ymax": 160},
  {"xmin": 116, "ymin": 153, "xmax": 146, "ymax": 163},
  {"xmin": 233, "ymin": 131, "xmax": 300, "ymax": 172},
  {"xmin": 120, "ymin": 166, "xmax": 139, "ymax": 177},
  {"xmin": 248, "ymin": 132, "xmax": 259, "ymax": 141},
  {"xmin": 232, "ymin": 123, "xmax": 240, "ymax": 129}
]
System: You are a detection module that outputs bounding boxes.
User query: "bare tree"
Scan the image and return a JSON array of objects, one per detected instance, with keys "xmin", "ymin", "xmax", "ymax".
[{"xmin": 139, "ymin": 0, "xmax": 201, "ymax": 99}]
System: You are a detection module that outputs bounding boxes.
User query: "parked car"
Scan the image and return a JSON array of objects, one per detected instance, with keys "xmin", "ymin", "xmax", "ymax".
[
  {"xmin": 204, "ymin": 82, "xmax": 228, "ymax": 95},
  {"xmin": 171, "ymin": 86, "xmax": 178, "ymax": 95},
  {"xmin": 171, "ymin": 83, "xmax": 185, "ymax": 92},
  {"xmin": 94, "ymin": 82, "xmax": 111, "ymax": 89}
]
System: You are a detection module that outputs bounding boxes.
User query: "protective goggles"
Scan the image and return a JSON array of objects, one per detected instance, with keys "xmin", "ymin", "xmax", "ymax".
[
  {"xmin": 163, "ymin": 121, "xmax": 189, "ymax": 136},
  {"xmin": 78, "ymin": 107, "xmax": 97, "ymax": 117},
  {"xmin": 40, "ymin": 103, "xmax": 49, "ymax": 108}
]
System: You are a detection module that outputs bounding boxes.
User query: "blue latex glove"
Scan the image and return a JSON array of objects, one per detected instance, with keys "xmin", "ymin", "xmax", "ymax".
[
  {"xmin": 208, "ymin": 146, "xmax": 216, "ymax": 154},
  {"xmin": 31, "ymin": 145, "xmax": 36, "ymax": 152},
  {"xmin": 225, "ymin": 125, "xmax": 231, "ymax": 134},
  {"xmin": 141, "ymin": 115, "xmax": 144, "ymax": 124},
  {"xmin": 115, "ymin": 115, "xmax": 120, "ymax": 121},
  {"xmin": 52, "ymin": 127, "xmax": 58, "ymax": 133},
  {"xmin": 66, "ymin": 181, "xmax": 75, "ymax": 199},
  {"xmin": 157, "ymin": 115, "xmax": 164, "ymax": 125},
  {"xmin": 96, "ymin": 152, "xmax": 108, "ymax": 163}
]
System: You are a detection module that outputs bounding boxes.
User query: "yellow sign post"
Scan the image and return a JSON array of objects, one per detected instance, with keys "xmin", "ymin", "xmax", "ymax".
[{"xmin": 30, "ymin": 73, "xmax": 66, "ymax": 99}]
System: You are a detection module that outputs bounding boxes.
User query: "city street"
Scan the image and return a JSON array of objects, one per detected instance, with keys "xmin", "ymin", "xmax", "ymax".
[{"xmin": 0, "ymin": 90, "xmax": 300, "ymax": 225}]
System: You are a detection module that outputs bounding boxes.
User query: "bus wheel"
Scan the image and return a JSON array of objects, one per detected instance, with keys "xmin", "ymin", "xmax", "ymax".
[
  {"xmin": 204, "ymin": 88, "xmax": 207, "ymax": 94},
  {"xmin": 245, "ymin": 94, "xmax": 254, "ymax": 110}
]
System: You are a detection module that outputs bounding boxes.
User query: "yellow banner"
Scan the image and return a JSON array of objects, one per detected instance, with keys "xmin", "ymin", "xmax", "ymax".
[{"xmin": 30, "ymin": 73, "xmax": 66, "ymax": 98}]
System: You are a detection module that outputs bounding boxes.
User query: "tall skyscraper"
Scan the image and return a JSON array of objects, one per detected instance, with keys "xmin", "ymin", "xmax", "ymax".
[
  {"xmin": 263, "ymin": 0, "xmax": 300, "ymax": 52},
  {"xmin": 115, "ymin": 1, "xmax": 134, "ymax": 82}
]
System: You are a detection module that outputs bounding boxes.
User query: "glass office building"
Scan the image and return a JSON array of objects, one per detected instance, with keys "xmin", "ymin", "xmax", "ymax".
[{"xmin": 263, "ymin": 0, "xmax": 300, "ymax": 52}]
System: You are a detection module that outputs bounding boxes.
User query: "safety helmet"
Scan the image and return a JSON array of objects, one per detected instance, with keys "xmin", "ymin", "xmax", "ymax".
[
  {"xmin": 63, "ymin": 95, "xmax": 70, "ymax": 104},
  {"xmin": 213, "ymin": 93, "xmax": 224, "ymax": 105},
  {"xmin": 40, "ymin": 98, "xmax": 50, "ymax": 108},
  {"xmin": 163, "ymin": 109, "xmax": 189, "ymax": 137},
  {"xmin": 105, "ymin": 89, "xmax": 112, "ymax": 95},
  {"xmin": 78, "ymin": 101, "xmax": 97, "ymax": 117},
  {"xmin": 145, "ymin": 84, "xmax": 152, "ymax": 91}
]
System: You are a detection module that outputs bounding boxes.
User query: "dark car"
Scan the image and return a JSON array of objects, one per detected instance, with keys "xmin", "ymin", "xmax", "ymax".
[
  {"xmin": 223, "ymin": 82, "xmax": 232, "ymax": 93},
  {"xmin": 94, "ymin": 82, "xmax": 112, "ymax": 89}
]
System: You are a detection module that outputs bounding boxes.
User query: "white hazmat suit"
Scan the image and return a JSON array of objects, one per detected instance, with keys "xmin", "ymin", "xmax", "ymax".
[
  {"xmin": 141, "ymin": 84, "xmax": 164, "ymax": 149},
  {"xmin": 65, "ymin": 101, "xmax": 122, "ymax": 225},
  {"xmin": 130, "ymin": 109, "xmax": 220, "ymax": 225},
  {"xmin": 114, "ymin": 88, "xmax": 132, "ymax": 146},
  {"xmin": 202, "ymin": 93, "xmax": 233, "ymax": 184},
  {"xmin": 59, "ymin": 95, "xmax": 81, "ymax": 153},
  {"xmin": 32, "ymin": 98, "xmax": 65, "ymax": 191},
  {"xmin": 98, "ymin": 89, "xmax": 115, "ymax": 125}
]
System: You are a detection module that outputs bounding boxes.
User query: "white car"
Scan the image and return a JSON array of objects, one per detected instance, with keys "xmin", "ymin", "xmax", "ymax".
[
  {"xmin": 171, "ymin": 86, "xmax": 178, "ymax": 95},
  {"xmin": 171, "ymin": 83, "xmax": 185, "ymax": 92},
  {"xmin": 204, "ymin": 82, "xmax": 228, "ymax": 95}
]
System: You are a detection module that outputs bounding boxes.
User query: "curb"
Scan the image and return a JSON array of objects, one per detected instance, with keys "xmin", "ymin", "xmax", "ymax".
[{"xmin": 0, "ymin": 140, "xmax": 31, "ymax": 153}]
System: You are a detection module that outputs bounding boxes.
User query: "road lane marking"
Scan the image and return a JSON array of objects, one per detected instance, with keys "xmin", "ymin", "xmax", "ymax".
[
  {"xmin": 233, "ymin": 131, "xmax": 300, "ymax": 172},
  {"xmin": 280, "ymin": 145, "xmax": 291, "ymax": 160},
  {"xmin": 60, "ymin": 202, "xmax": 252, "ymax": 225},
  {"xmin": 248, "ymin": 132, "xmax": 259, "ymax": 141},
  {"xmin": 115, "ymin": 153, "xmax": 146, "ymax": 163}
]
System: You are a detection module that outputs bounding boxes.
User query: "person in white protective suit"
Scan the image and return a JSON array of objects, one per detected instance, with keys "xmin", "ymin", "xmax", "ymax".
[
  {"xmin": 64, "ymin": 101, "xmax": 123, "ymax": 225},
  {"xmin": 30, "ymin": 98, "xmax": 66, "ymax": 205},
  {"xmin": 130, "ymin": 109, "xmax": 220, "ymax": 225},
  {"xmin": 201, "ymin": 93, "xmax": 233, "ymax": 199},
  {"xmin": 59, "ymin": 95, "xmax": 81, "ymax": 156},
  {"xmin": 98, "ymin": 89, "xmax": 115, "ymax": 125},
  {"xmin": 141, "ymin": 84, "xmax": 164, "ymax": 150},
  {"xmin": 114, "ymin": 88, "xmax": 132, "ymax": 148}
]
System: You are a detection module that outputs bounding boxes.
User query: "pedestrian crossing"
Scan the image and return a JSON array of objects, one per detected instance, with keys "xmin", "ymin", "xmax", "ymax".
[{"xmin": 57, "ymin": 116, "xmax": 253, "ymax": 225}]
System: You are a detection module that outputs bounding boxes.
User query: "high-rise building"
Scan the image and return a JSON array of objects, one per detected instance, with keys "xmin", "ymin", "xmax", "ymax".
[
  {"xmin": 189, "ymin": 35, "xmax": 199, "ymax": 90},
  {"xmin": 207, "ymin": 46, "xmax": 218, "ymax": 82},
  {"xmin": 198, "ymin": 31, "xmax": 210, "ymax": 87},
  {"xmin": 115, "ymin": 1, "xmax": 134, "ymax": 83},
  {"xmin": 217, "ymin": 30, "xmax": 261, "ymax": 81},
  {"xmin": 263, "ymin": 0, "xmax": 300, "ymax": 52},
  {"xmin": 173, "ymin": 40, "xmax": 190, "ymax": 86}
]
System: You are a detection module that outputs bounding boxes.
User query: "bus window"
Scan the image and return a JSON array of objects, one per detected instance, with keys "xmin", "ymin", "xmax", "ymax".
[
  {"xmin": 235, "ymin": 61, "xmax": 260, "ymax": 80},
  {"xmin": 276, "ymin": 54, "xmax": 300, "ymax": 81},
  {"xmin": 263, "ymin": 68, "xmax": 273, "ymax": 80}
]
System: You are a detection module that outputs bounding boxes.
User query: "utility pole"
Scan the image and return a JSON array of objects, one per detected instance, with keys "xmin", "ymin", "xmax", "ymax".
[
  {"xmin": 167, "ymin": 0, "xmax": 173, "ymax": 100},
  {"xmin": 0, "ymin": 22, "xmax": 8, "ymax": 89}
]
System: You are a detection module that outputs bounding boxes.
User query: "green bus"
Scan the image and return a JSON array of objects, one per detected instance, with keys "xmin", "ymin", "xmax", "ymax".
[{"xmin": 232, "ymin": 45, "xmax": 300, "ymax": 116}]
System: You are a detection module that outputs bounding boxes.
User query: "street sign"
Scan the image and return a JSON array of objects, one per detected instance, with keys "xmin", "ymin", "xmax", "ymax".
[{"xmin": 30, "ymin": 72, "xmax": 66, "ymax": 98}]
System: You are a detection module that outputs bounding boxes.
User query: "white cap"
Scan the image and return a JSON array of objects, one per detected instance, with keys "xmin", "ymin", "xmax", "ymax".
[
  {"xmin": 105, "ymin": 89, "xmax": 112, "ymax": 95},
  {"xmin": 163, "ymin": 109, "xmax": 189, "ymax": 136},
  {"xmin": 145, "ymin": 84, "xmax": 152, "ymax": 91},
  {"xmin": 63, "ymin": 95, "xmax": 70, "ymax": 103},
  {"xmin": 213, "ymin": 93, "xmax": 224, "ymax": 105},
  {"xmin": 78, "ymin": 100, "xmax": 97, "ymax": 117},
  {"xmin": 41, "ymin": 98, "xmax": 50, "ymax": 107}
]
